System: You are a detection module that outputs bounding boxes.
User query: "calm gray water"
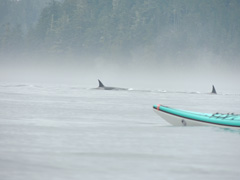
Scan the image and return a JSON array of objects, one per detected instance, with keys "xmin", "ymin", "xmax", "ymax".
[{"xmin": 0, "ymin": 84, "xmax": 240, "ymax": 180}]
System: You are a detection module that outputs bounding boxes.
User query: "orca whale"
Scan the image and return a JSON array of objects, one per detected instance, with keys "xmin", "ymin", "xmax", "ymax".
[
  {"xmin": 211, "ymin": 85, "xmax": 217, "ymax": 94},
  {"xmin": 97, "ymin": 79, "xmax": 128, "ymax": 90}
]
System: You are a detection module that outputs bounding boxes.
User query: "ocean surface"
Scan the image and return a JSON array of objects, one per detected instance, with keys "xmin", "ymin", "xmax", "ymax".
[{"xmin": 0, "ymin": 84, "xmax": 240, "ymax": 180}]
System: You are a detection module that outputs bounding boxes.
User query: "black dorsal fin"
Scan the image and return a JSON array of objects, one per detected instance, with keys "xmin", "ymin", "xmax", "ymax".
[
  {"xmin": 98, "ymin": 79, "xmax": 104, "ymax": 87},
  {"xmin": 211, "ymin": 85, "xmax": 217, "ymax": 94}
]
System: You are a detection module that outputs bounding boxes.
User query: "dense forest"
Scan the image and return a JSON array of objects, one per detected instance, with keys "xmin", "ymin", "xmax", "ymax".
[{"xmin": 1, "ymin": 0, "xmax": 240, "ymax": 63}]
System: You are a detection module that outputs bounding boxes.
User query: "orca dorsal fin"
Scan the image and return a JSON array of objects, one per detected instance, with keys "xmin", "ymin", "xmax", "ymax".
[
  {"xmin": 211, "ymin": 85, "xmax": 217, "ymax": 94},
  {"xmin": 98, "ymin": 79, "xmax": 105, "ymax": 87}
]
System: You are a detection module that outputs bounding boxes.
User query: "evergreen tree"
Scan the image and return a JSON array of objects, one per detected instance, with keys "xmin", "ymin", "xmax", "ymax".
[{"xmin": 1, "ymin": 0, "xmax": 240, "ymax": 60}]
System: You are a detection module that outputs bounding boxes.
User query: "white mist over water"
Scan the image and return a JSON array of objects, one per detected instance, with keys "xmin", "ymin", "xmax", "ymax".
[{"xmin": 1, "ymin": 52, "xmax": 240, "ymax": 94}]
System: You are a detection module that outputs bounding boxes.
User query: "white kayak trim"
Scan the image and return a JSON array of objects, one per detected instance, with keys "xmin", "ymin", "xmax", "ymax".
[{"xmin": 153, "ymin": 104, "xmax": 240, "ymax": 129}]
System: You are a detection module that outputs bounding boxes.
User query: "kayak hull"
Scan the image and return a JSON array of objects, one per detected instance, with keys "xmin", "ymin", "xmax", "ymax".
[{"xmin": 153, "ymin": 104, "xmax": 240, "ymax": 129}]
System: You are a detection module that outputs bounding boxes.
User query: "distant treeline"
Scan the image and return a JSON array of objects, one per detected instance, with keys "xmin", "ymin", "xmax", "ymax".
[{"xmin": 0, "ymin": 0, "xmax": 240, "ymax": 61}]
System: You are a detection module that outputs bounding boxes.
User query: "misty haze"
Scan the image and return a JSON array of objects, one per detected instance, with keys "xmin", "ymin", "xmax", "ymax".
[{"xmin": 0, "ymin": 1, "xmax": 240, "ymax": 180}]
